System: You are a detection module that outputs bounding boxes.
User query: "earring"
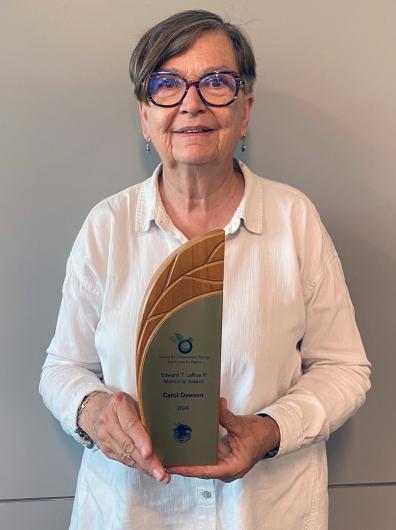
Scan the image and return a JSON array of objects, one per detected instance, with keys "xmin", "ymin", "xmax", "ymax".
[
  {"xmin": 145, "ymin": 137, "xmax": 151, "ymax": 153},
  {"xmin": 241, "ymin": 135, "xmax": 247, "ymax": 152}
]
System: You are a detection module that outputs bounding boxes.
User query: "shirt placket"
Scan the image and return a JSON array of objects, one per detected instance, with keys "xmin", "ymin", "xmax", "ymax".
[{"xmin": 196, "ymin": 478, "xmax": 216, "ymax": 530}]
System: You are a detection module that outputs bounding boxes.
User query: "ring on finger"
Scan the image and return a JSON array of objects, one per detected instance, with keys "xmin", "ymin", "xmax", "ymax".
[{"xmin": 123, "ymin": 453, "xmax": 136, "ymax": 467}]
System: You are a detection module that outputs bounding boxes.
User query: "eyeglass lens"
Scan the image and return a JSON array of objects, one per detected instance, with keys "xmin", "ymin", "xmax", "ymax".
[{"xmin": 149, "ymin": 72, "xmax": 238, "ymax": 106}]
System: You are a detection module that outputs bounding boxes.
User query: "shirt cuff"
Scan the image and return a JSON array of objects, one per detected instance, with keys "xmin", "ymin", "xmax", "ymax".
[{"xmin": 257, "ymin": 403, "xmax": 304, "ymax": 457}]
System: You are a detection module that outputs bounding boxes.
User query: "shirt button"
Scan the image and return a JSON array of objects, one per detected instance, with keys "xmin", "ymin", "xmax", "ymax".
[{"xmin": 202, "ymin": 491, "xmax": 212, "ymax": 499}]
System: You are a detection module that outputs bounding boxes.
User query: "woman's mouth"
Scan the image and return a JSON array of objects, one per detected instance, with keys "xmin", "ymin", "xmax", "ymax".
[{"xmin": 173, "ymin": 127, "xmax": 215, "ymax": 135}]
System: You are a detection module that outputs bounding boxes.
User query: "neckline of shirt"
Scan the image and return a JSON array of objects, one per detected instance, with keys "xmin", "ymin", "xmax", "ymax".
[{"xmin": 135, "ymin": 159, "xmax": 263, "ymax": 241}]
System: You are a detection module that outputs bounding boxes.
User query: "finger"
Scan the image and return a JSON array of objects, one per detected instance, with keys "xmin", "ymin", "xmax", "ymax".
[
  {"xmin": 105, "ymin": 423, "xmax": 141, "ymax": 466},
  {"xmin": 114, "ymin": 393, "xmax": 152, "ymax": 460},
  {"xmin": 100, "ymin": 445, "xmax": 137, "ymax": 469},
  {"xmin": 123, "ymin": 453, "xmax": 136, "ymax": 468},
  {"xmin": 102, "ymin": 416, "xmax": 170, "ymax": 483},
  {"xmin": 95, "ymin": 410, "xmax": 139, "ymax": 466},
  {"xmin": 141, "ymin": 453, "xmax": 171, "ymax": 484},
  {"xmin": 111, "ymin": 433, "xmax": 170, "ymax": 482},
  {"xmin": 103, "ymin": 410, "xmax": 137, "ymax": 455},
  {"xmin": 94, "ymin": 393, "xmax": 167, "ymax": 481},
  {"xmin": 220, "ymin": 397, "xmax": 227, "ymax": 410},
  {"xmin": 114, "ymin": 395, "xmax": 171, "ymax": 483},
  {"xmin": 219, "ymin": 397, "xmax": 240, "ymax": 433}
]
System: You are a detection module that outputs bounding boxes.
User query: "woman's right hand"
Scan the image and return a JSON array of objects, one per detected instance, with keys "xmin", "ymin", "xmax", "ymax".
[{"xmin": 78, "ymin": 391, "xmax": 170, "ymax": 484}]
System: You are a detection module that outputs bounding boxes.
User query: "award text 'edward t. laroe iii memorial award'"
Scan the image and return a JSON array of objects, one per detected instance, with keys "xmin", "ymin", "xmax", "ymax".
[{"xmin": 136, "ymin": 230, "xmax": 224, "ymax": 466}]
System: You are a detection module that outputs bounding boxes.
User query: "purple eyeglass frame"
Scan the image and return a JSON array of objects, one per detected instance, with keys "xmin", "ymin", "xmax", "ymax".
[{"xmin": 148, "ymin": 70, "xmax": 245, "ymax": 108}]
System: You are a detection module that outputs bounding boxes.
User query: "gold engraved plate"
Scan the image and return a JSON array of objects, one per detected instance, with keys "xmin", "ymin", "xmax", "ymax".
[{"xmin": 136, "ymin": 230, "xmax": 224, "ymax": 465}]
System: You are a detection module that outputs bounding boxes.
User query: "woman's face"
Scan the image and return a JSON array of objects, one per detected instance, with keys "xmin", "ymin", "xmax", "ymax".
[{"xmin": 139, "ymin": 31, "xmax": 254, "ymax": 168}]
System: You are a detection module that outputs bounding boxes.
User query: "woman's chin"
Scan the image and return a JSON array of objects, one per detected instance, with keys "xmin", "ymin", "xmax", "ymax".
[{"xmin": 171, "ymin": 147, "xmax": 220, "ymax": 166}]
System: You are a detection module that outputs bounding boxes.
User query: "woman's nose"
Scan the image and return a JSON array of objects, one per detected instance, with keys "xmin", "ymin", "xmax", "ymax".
[{"xmin": 179, "ymin": 84, "xmax": 206, "ymax": 114}]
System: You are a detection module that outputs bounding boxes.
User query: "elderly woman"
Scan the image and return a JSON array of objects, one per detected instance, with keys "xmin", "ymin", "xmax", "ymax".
[{"xmin": 40, "ymin": 9, "xmax": 370, "ymax": 530}]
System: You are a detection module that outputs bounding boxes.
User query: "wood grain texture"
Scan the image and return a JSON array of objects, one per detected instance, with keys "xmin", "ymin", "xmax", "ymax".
[{"xmin": 136, "ymin": 229, "xmax": 225, "ymax": 394}]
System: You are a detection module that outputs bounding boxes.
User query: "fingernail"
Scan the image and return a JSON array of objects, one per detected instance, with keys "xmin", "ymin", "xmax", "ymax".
[{"xmin": 153, "ymin": 468, "xmax": 164, "ymax": 482}]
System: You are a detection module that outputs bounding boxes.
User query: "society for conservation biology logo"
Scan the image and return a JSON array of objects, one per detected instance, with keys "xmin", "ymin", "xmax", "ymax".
[{"xmin": 170, "ymin": 333, "xmax": 193, "ymax": 354}]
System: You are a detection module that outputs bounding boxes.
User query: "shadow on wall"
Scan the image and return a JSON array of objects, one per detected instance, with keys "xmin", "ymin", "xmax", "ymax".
[{"xmin": 250, "ymin": 89, "xmax": 395, "ymax": 484}]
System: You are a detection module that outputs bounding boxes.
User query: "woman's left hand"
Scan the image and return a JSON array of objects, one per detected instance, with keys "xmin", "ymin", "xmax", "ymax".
[{"xmin": 167, "ymin": 398, "xmax": 280, "ymax": 483}]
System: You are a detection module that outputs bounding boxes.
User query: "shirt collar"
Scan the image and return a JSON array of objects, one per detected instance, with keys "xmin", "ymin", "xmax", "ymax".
[
  {"xmin": 135, "ymin": 163, "xmax": 173, "ymax": 234},
  {"xmin": 225, "ymin": 159, "xmax": 263, "ymax": 236},
  {"xmin": 135, "ymin": 159, "xmax": 263, "ymax": 236}
]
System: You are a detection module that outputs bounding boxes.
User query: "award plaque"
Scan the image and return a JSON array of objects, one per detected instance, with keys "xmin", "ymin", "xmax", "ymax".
[{"xmin": 136, "ymin": 229, "xmax": 224, "ymax": 466}]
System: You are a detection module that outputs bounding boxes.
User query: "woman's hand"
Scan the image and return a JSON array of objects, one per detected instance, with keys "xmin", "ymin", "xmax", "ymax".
[
  {"xmin": 78, "ymin": 391, "xmax": 170, "ymax": 484},
  {"xmin": 167, "ymin": 398, "xmax": 280, "ymax": 483}
]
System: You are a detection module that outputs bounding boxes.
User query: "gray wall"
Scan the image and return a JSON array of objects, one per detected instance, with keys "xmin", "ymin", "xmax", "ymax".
[{"xmin": 1, "ymin": 1, "xmax": 395, "ymax": 529}]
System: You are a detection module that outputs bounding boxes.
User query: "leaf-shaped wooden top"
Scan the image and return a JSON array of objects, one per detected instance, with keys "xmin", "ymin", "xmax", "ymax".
[{"xmin": 136, "ymin": 229, "xmax": 225, "ymax": 385}]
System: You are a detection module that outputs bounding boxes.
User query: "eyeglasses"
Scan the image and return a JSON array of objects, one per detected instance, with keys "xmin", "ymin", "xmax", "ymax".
[{"xmin": 148, "ymin": 70, "xmax": 245, "ymax": 108}]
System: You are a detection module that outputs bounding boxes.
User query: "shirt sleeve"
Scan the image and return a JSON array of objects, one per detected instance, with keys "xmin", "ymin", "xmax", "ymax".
[
  {"xmin": 259, "ymin": 200, "xmax": 371, "ymax": 457},
  {"xmin": 39, "ymin": 207, "xmax": 113, "ymax": 446}
]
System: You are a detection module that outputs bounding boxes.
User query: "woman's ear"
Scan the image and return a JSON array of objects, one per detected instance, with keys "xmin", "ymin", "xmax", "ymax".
[
  {"xmin": 138, "ymin": 101, "xmax": 150, "ymax": 139},
  {"xmin": 241, "ymin": 93, "xmax": 254, "ymax": 137}
]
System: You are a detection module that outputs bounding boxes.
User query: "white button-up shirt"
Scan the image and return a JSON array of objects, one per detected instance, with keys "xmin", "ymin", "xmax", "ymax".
[{"xmin": 40, "ymin": 161, "xmax": 370, "ymax": 530}]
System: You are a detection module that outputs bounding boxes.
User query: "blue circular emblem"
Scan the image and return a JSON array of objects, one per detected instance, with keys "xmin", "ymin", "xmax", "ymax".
[
  {"xmin": 173, "ymin": 423, "xmax": 192, "ymax": 443},
  {"xmin": 178, "ymin": 339, "xmax": 193, "ymax": 354}
]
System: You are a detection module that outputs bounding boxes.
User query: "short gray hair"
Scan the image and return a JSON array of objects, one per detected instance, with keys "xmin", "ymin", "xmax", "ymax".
[{"xmin": 129, "ymin": 10, "xmax": 256, "ymax": 102}]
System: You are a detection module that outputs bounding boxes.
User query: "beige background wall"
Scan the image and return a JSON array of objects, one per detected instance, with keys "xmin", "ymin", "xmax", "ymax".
[{"xmin": 1, "ymin": 1, "xmax": 395, "ymax": 528}]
